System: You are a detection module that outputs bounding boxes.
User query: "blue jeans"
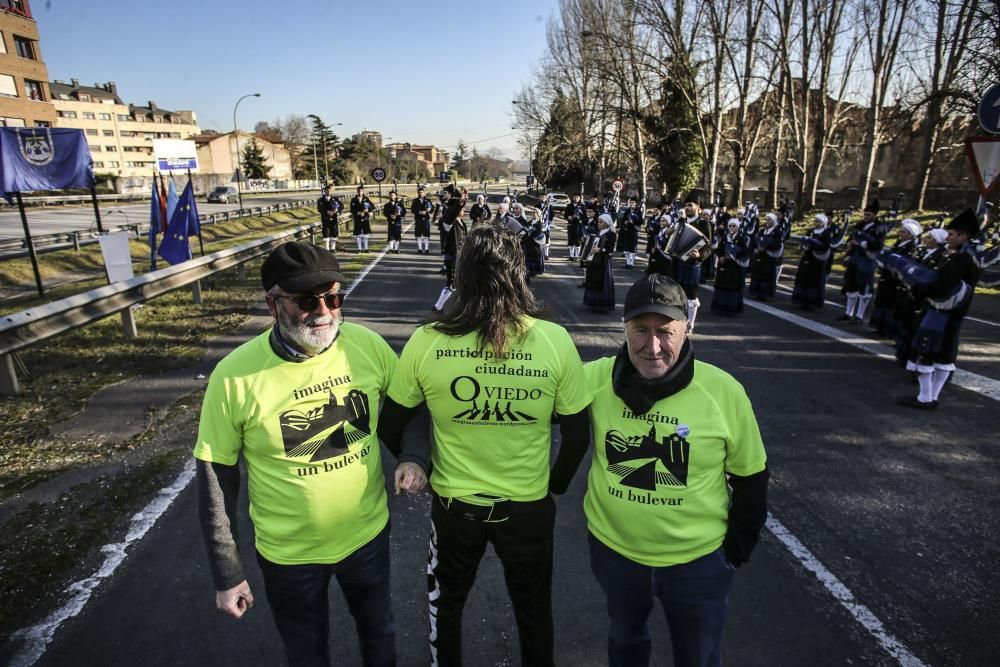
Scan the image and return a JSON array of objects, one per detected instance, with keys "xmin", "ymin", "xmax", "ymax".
[
  {"xmin": 256, "ymin": 522, "xmax": 396, "ymax": 667},
  {"xmin": 589, "ymin": 533, "xmax": 735, "ymax": 667}
]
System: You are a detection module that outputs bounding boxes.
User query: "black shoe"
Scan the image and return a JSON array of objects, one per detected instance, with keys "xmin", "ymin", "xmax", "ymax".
[
  {"xmin": 836, "ymin": 314, "xmax": 852, "ymax": 321},
  {"xmin": 851, "ymin": 316, "xmax": 862, "ymax": 323},
  {"xmin": 896, "ymin": 396, "xmax": 937, "ymax": 410}
]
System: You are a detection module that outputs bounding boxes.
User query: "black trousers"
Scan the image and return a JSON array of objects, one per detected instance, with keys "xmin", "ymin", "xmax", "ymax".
[{"xmin": 428, "ymin": 493, "xmax": 556, "ymax": 667}]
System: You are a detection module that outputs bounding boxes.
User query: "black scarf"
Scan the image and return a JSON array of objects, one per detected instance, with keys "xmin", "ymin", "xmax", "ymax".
[{"xmin": 612, "ymin": 338, "xmax": 695, "ymax": 415}]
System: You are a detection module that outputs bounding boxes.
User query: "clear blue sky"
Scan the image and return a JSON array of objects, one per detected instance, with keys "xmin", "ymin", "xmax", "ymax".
[{"xmin": 34, "ymin": 0, "xmax": 556, "ymax": 158}]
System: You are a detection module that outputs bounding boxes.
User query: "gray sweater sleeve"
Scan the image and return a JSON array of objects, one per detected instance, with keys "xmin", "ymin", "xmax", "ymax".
[{"xmin": 196, "ymin": 459, "xmax": 246, "ymax": 591}]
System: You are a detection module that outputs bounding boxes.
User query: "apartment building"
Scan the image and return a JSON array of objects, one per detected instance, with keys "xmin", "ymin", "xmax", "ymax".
[
  {"xmin": 0, "ymin": 0, "xmax": 57, "ymax": 127},
  {"xmin": 385, "ymin": 142, "xmax": 450, "ymax": 178},
  {"xmin": 49, "ymin": 79, "xmax": 201, "ymax": 178}
]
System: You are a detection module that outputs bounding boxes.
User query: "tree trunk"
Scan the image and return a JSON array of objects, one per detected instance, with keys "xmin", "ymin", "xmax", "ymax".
[{"xmin": 858, "ymin": 104, "xmax": 880, "ymax": 207}]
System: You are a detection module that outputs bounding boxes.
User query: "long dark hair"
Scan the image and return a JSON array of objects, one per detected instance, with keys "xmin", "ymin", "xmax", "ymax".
[{"xmin": 434, "ymin": 222, "xmax": 542, "ymax": 355}]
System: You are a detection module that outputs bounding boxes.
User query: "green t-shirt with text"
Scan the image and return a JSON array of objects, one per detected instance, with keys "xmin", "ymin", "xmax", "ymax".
[
  {"xmin": 388, "ymin": 317, "xmax": 590, "ymax": 501},
  {"xmin": 583, "ymin": 357, "xmax": 767, "ymax": 567},
  {"xmin": 194, "ymin": 322, "xmax": 397, "ymax": 565}
]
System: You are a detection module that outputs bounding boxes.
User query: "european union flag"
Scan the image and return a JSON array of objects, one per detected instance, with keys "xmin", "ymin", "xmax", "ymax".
[
  {"xmin": 0, "ymin": 127, "xmax": 92, "ymax": 197},
  {"xmin": 148, "ymin": 179, "xmax": 163, "ymax": 271},
  {"xmin": 158, "ymin": 181, "xmax": 200, "ymax": 265}
]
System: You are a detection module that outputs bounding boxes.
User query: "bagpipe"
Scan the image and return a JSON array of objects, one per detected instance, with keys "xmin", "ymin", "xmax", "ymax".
[
  {"xmin": 740, "ymin": 196, "xmax": 760, "ymax": 238},
  {"xmin": 828, "ymin": 207, "xmax": 852, "ymax": 249},
  {"xmin": 778, "ymin": 201, "xmax": 795, "ymax": 241},
  {"xmin": 724, "ymin": 236, "xmax": 751, "ymax": 268},
  {"xmin": 877, "ymin": 248, "xmax": 972, "ymax": 311}
]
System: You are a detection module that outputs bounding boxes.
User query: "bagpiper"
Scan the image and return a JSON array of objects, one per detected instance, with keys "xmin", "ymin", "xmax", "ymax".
[
  {"xmin": 869, "ymin": 218, "xmax": 921, "ymax": 336},
  {"xmin": 616, "ymin": 196, "xmax": 642, "ymax": 269},
  {"xmin": 839, "ymin": 200, "xmax": 885, "ymax": 322},
  {"xmin": 748, "ymin": 212, "xmax": 784, "ymax": 301},
  {"xmin": 893, "ymin": 227, "xmax": 946, "ymax": 366},
  {"xmin": 350, "ymin": 185, "xmax": 375, "ymax": 254},
  {"xmin": 432, "ymin": 185, "xmax": 467, "ymax": 312},
  {"xmin": 565, "ymin": 193, "xmax": 588, "ymax": 261},
  {"xmin": 792, "ymin": 213, "xmax": 834, "ymax": 311},
  {"xmin": 410, "ymin": 186, "xmax": 434, "ymax": 254},
  {"xmin": 317, "ymin": 186, "xmax": 342, "ymax": 252},
  {"xmin": 469, "ymin": 194, "xmax": 492, "ymax": 225},
  {"xmin": 582, "ymin": 213, "xmax": 617, "ymax": 313},
  {"xmin": 382, "ymin": 191, "xmax": 405, "ymax": 254},
  {"xmin": 711, "ymin": 216, "xmax": 751, "ymax": 316}
]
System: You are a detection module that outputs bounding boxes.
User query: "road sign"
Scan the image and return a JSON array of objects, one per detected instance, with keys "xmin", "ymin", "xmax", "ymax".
[
  {"xmin": 977, "ymin": 83, "xmax": 1000, "ymax": 134},
  {"xmin": 612, "ymin": 179, "xmax": 624, "ymax": 192},
  {"xmin": 965, "ymin": 137, "xmax": 1000, "ymax": 196},
  {"xmin": 370, "ymin": 167, "xmax": 386, "ymax": 182}
]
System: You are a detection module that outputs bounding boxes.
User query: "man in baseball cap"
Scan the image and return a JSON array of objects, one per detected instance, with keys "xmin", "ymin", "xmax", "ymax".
[
  {"xmin": 194, "ymin": 240, "xmax": 427, "ymax": 665},
  {"xmin": 551, "ymin": 272, "xmax": 769, "ymax": 666}
]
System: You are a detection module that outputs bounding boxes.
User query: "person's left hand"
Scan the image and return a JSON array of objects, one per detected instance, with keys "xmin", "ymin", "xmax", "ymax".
[{"xmin": 394, "ymin": 462, "xmax": 427, "ymax": 495}]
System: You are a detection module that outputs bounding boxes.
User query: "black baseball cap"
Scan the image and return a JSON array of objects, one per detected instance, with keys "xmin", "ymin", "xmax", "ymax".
[
  {"xmin": 261, "ymin": 241, "xmax": 346, "ymax": 293},
  {"xmin": 623, "ymin": 274, "xmax": 688, "ymax": 322}
]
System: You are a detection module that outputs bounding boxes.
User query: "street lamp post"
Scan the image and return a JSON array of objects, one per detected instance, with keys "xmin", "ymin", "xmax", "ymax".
[{"xmin": 233, "ymin": 92, "xmax": 261, "ymax": 212}]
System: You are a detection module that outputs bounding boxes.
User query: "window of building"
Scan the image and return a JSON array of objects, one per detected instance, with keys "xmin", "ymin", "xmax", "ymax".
[
  {"xmin": 144, "ymin": 132, "xmax": 155, "ymax": 139},
  {"xmin": 57, "ymin": 110, "xmax": 77, "ymax": 119},
  {"xmin": 1, "ymin": 117, "xmax": 26, "ymax": 127},
  {"xmin": 92, "ymin": 161, "xmax": 105, "ymax": 168},
  {"xmin": 107, "ymin": 161, "xmax": 119, "ymax": 168},
  {"xmin": 89, "ymin": 145, "xmax": 101, "ymax": 152},
  {"xmin": 100, "ymin": 98, "xmax": 114, "ymax": 105},
  {"xmin": 134, "ymin": 115, "xmax": 146, "ymax": 123},
  {"xmin": 99, "ymin": 112, "xmax": 111, "ymax": 120},
  {"xmin": 120, "ymin": 131, "xmax": 134, "ymax": 137},
  {"xmin": 2, "ymin": 2, "xmax": 29, "ymax": 17},
  {"xmin": 0, "ymin": 74, "xmax": 17, "ymax": 97},
  {"xmin": 82, "ymin": 111, "xmax": 96, "ymax": 120},
  {"xmin": 0, "ymin": 33, "xmax": 6, "ymax": 55},
  {"xmin": 102, "ymin": 129, "xmax": 114, "ymax": 136},
  {"xmin": 170, "ymin": 117, "xmax": 181, "ymax": 124},
  {"xmin": 58, "ymin": 93, "xmax": 70, "ymax": 100},
  {"xmin": 105, "ymin": 145, "xmax": 117, "ymax": 152},
  {"xmin": 170, "ymin": 133, "xmax": 181, "ymax": 139},
  {"xmin": 78, "ymin": 93, "xmax": 90, "ymax": 102},
  {"xmin": 85, "ymin": 128, "xmax": 98, "ymax": 136},
  {"xmin": 34, "ymin": 120, "xmax": 50, "ymax": 128},
  {"xmin": 117, "ymin": 114, "xmax": 129, "ymax": 121},
  {"xmin": 13, "ymin": 35, "xmax": 36, "ymax": 60},
  {"xmin": 153, "ymin": 115, "xmax": 164, "ymax": 123},
  {"xmin": 24, "ymin": 79, "xmax": 44, "ymax": 101}
]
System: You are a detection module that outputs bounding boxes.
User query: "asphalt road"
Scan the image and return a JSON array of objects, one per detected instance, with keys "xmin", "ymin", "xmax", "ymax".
[{"xmin": 12, "ymin": 222, "xmax": 1000, "ymax": 666}]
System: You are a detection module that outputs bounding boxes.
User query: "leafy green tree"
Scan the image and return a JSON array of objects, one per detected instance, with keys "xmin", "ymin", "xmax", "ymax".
[
  {"xmin": 452, "ymin": 140, "xmax": 469, "ymax": 177},
  {"xmin": 241, "ymin": 138, "xmax": 271, "ymax": 180},
  {"xmin": 305, "ymin": 115, "xmax": 342, "ymax": 183},
  {"xmin": 534, "ymin": 94, "xmax": 588, "ymax": 191},
  {"xmin": 644, "ymin": 74, "xmax": 702, "ymax": 198}
]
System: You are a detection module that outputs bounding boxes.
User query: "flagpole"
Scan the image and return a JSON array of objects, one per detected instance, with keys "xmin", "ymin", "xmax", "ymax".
[
  {"xmin": 89, "ymin": 184, "xmax": 105, "ymax": 234},
  {"xmin": 15, "ymin": 191, "xmax": 44, "ymax": 297},
  {"xmin": 189, "ymin": 169, "xmax": 205, "ymax": 256}
]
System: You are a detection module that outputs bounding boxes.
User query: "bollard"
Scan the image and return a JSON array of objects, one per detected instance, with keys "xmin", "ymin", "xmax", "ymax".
[
  {"xmin": 192, "ymin": 280, "xmax": 203, "ymax": 305},
  {"xmin": 237, "ymin": 262, "xmax": 246, "ymax": 282},
  {"xmin": 0, "ymin": 354, "xmax": 18, "ymax": 395},
  {"xmin": 73, "ymin": 231, "xmax": 81, "ymax": 251},
  {"xmin": 121, "ymin": 305, "xmax": 138, "ymax": 338}
]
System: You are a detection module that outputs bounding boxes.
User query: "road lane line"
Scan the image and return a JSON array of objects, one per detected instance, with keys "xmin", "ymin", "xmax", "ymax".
[
  {"xmin": 716, "ymin": 286, "xmax": 1000, "ymax": 402},
  {"xmin": 7, "ymin": 237, "xmax": 403, "ymax": 666},
  {"xmin": 10, "ymin": 460, "xmax": 196, "ymax": 667},
  {"xmin": 766, "ymin": 514, "xmax": 928, "ymax": 667}
]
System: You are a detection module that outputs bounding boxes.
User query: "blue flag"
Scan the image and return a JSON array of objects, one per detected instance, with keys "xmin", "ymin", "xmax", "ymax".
[
  {"xmin": 148, "ymin": 179, "xmax": 163, "ymax": 271},
  {"xmin": 166, "ymin": 176, "xmax": 179, "ymax": 222},
  {"xmin": 158, "ymin": 181, "xmax": 199, "ymax": 265},
  {"xmin": 0, "ymin": 127, "xmax": 92, "ymax": 198}
]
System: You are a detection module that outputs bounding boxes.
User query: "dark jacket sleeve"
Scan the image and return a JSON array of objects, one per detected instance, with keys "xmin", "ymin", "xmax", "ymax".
[
  {"xmin": 548, "ymin": 408, "xmax": 591, "ymax": 495},
  {"xmin": 196, "ymin": 459, "xmax": 246, "ymax": 591},
  {"xmin": 378, "ymin": 397, "xmax": 432, "ymax": 473},
  {"xmin": 722, "ymin": 467, "xmax": 770, "ymax": 567}
]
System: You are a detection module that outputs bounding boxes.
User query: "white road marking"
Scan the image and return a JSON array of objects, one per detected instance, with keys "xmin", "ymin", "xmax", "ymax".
[
  {"xmin": 9, "ymin": 460, "xmax": 196, "ymax": 667},
  {"xmin": 766, "ymin": 514, "xmax": 928, "ymax": 667}
]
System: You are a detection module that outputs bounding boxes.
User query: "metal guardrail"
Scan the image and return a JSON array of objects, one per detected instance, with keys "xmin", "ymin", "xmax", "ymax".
[
  {"xmin": 0, "ymin": 199, "xmax": 317, "ymax": 260},
  {"xmin": 0, "ymin": 222, "xmax": 319, "ymax": 395}
]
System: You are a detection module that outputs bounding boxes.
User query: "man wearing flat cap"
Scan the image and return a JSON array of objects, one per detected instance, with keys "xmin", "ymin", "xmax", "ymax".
[
  {"xmin": 193, "ymin": 241, "xmax": 427, "ymax": 666},
  {"xmin": 552, "ymin": 274, "xmax": 769, "ymax": 667},
  {"xmin": 898, "ymin": 209, "xmax": 981, "ymax": 409}
]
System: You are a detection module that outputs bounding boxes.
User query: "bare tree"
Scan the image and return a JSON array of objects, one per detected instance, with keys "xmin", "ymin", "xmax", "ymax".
[{"xmin": 857, "ymin": 0, "xmax": 914, "ymax": 207}]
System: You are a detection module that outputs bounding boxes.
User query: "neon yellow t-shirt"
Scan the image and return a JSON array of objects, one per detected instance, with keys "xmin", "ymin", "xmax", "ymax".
[
  {"xmin": 583, "ymin": 356, "xmax": 766, "ymax": 567},
  {"xmin": 387, "ymin": 317, "xmax": 590, "ymax": 501},
  {"xmin": 193, "ymin": 322, "xmax": 397, "ymax": 565}
]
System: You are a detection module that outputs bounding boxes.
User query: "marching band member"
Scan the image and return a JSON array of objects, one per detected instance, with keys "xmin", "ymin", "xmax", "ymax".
[
  {"xmin": 469, "ymin": 194, "xmax": 492, "ymax": 225},
  {"xmin": 893, "ymin": 227, "xmax": 946, "ymax": 366},
  {"xmin": 671, "ymin": 197, "xmax": 709, "ymax": 332},
  {"xmin": 711, "ymin": 216, "xmax": 750, "ymax": 316},
  {"xmin": 317, "ymin": 187, "xmax": 342, "ymax": 252},
  {"xmin": 646, "ymin": 214, "xmax": 675, "ymax": 277},
  {"xmin": 839, "ymin": 200, "xmax": 885, "ymax": 322},
  {"xmin": 523, "ymin": 207, "xmax": 547, "ymax": 281},
  {"xmin": 432, "ymin": 186, "xmax": 467, "ymax": 313},
  {"xmin": 411, "ymin": 186, "xmax": 434, "ymax": 254},
  {"xmin": 583, "ymin": 213, "xmax": 618, "ymax": 313},
  {"xmin": 617, "ymin": 197, "xmax": 642, "ymax": 269},
  {"xmin": 382, "ymin": 191, "xmax": 405, "ymax": 254},
  {"xmin": 748, "ymin": 213, "xmax": 783, "ymax": 301},
  {"xmin": 869, "ymin": 218, "xmax": 921, "ymax": 336},
  {"xmin": 350, "ymin": 185, "xmax": 375, "ymax": 254},
  {"xmin": 792, "ymin": 213, "xmax": 834, "ymax": 311},
  {"xmin": 897, "ymin": 210, "xmax": 981, "ymax": 410},
  {"xmin": 565, "ymin": 193, "xmax": 588, "ymax": 261}
]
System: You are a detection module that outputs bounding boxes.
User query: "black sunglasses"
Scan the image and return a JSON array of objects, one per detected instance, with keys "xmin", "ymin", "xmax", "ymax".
[{"xmin": 276, "ymin": 292, "xmax": 345, "ymax": 312}]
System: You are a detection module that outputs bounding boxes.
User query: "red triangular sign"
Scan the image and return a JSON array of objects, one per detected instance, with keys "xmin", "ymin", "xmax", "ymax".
[{"xmin": 966, "ymin": 137, "xmax": 1000, "ymax": 196}]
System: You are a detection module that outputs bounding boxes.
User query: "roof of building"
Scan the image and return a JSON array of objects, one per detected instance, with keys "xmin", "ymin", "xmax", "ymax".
[{"xmin": 49, "ymin": 80, "xmax": 122, "ymax": 105}]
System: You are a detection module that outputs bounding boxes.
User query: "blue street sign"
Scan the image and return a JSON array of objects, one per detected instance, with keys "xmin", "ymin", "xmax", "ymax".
[{"xmin": 978, "ymin": 83, "xmax": 1000, "ymax": 134}]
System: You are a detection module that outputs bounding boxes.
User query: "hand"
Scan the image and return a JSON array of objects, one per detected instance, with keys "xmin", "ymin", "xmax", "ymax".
[
  {"xmin": 216, "ymin": 580, "xmax": 254, "ymax": 620},
  {"xmin": 394, "ymin": 462, "xmax": 427, "ymax": 495}
]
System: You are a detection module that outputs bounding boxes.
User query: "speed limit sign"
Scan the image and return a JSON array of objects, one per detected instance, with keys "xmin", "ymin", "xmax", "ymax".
[
  {"xmin": 612, "ymin": 179, "xmax": 624, "ymax": 192},
  {"xmin": 371, "ymin": 167, "xmax": 387, "ymax": 183}
]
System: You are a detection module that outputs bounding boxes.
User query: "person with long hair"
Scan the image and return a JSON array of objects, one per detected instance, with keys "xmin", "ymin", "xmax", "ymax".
[{"xmin": 379, "ymin": 223, "xmax": 592, "ymax": 667}]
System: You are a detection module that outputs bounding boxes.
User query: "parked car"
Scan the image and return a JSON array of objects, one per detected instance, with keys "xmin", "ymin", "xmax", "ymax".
[
  {"xmin": 207, "ymin": 186, "xmax": 238, "ymax": 203},
  {"xmin": 546, "ymin": 192, "xmax": 570, "ymax": 210}
]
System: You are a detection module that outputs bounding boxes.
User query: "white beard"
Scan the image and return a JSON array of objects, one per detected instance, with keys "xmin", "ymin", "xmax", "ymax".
[{"xmin": 278, "ymin": 310, "xmax": 339, "ymax": 355}]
